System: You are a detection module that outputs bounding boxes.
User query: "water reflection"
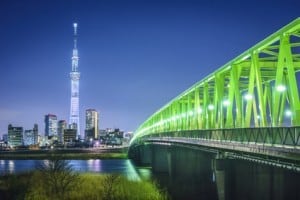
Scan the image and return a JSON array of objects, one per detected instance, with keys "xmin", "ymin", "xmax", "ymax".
[
  {"xmin": 135, "ymin": 167, "xmax": 152, "ymax": 180},
  {"xmin": 0, "ymin": 159, "xmax": 146, "ymax": 181},
  {"xmin": 88, "ymin": 159, "xmax": 101, "ymax": 172},
  {"xmin": 0, "ymin": 160, "xmax": 16, "ymax": 174}
]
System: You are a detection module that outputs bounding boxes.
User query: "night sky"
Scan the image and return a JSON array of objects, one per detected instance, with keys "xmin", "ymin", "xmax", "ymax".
[{"xmin": 0, "ymin": 0, "xmax": 300, "ymax": 136}]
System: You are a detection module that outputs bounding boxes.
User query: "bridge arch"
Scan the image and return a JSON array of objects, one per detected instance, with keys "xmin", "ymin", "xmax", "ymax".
[{"xmin": 131, "ymin": 18, "xmax": 300, "ymax": 144}]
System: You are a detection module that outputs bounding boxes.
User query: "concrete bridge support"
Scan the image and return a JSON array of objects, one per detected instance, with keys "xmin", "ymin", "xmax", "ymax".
[
  {"xmin": 138, "ymin": 144, "xmax": 152, "ymax": 166},
  {"xmin": 212, "ymin": 158, "xmax": 227, "ymax": 200},
  {"xmin": 151, "ymin": 145, "xmax": 171, "ymax": 174},
  {"xmin": 150, "ymin": 145, "xmax": 214, "ymax": 176}
]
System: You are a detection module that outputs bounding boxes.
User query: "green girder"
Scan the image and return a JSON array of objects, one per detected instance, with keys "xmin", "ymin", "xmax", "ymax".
[{"xmin": 131, "ymin": 18, "xmax": 300, "ymax": 144}]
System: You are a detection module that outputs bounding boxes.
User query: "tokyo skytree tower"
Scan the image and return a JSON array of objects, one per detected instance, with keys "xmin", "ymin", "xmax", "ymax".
[{"xmin": 69, "ymin": 23, "xmax": 81, "ymax": 138}]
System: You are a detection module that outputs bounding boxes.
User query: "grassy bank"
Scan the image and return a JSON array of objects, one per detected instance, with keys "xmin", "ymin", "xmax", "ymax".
[
  {"xmin": 0, "ymin": 148, "xmax": 128, "ymax": 160},
  {"xmin": 0, "ymin": 172, "xmax": 168, "ymax": 200}
]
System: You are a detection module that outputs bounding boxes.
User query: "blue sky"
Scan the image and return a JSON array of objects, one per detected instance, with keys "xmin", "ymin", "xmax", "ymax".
[{"xmin": 0, "ymin": 0, "xmax": 300, "ymax": 136}]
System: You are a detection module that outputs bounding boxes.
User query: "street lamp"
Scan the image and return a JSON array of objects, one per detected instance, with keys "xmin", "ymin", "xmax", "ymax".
[
  {"xmin": 208, "ymin": 104, "xmax": 214, "ymax": 111},
  {"xmin": 276, "ymin": 84, "xmax": 286, "ymax": 92},
  {"xmin": 285, "ymin": 109, "xmax": 292, "ymax": 126},
  {"xmin": 222, "ymin": 99, "xmax": 230, "ymax": 128},
  {"xmin": 285, "ymin": 110, "xmax": 292, "ymax": 117},
  {"xmin": 223, "ymin": 99, "xmax": 230, "ymax": 107},
  {"xmin": 197, "ymin": 107, "xmax": 203, "ymax": 113},
  {"xmin": 244, "ymin": 93, "xmax": 253, "ymax": 101},
  {"xmin": 89, "ymin": 138, "xmax": 93, "ymax": 148},
  {"xmin": 242, "ymin": 93, "xmax": 253, "ymax": 127}
]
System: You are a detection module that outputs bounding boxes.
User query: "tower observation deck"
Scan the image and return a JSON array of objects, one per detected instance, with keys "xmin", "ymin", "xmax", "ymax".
[{"xmin": 69, "ymin": 22, "xmax": 81, "ymax": 138}]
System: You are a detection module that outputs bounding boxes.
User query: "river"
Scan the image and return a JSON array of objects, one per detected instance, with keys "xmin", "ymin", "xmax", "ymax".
[{"xmin": 1, "ymin": 159, "xmax": 299, "ymax": 200}]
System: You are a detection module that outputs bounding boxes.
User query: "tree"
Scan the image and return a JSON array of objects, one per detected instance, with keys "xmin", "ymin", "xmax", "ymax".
[{"xmin": 37, "ymin": 157, "xmax": 80, "ymax": 200}]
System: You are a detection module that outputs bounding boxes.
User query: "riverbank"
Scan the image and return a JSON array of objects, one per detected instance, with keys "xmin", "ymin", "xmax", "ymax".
[
  {"xmin": 0, "ymin": 171, "xmax": 167, "ymax": 200},
  {"xmin": 0, "ymin": 147, "xmax": 128, "ymax": 160}
]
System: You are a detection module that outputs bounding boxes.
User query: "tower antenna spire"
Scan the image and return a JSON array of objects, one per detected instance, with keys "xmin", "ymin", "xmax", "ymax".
[{"xmin": 73, "ymin": 23, "xmax": 78, "ymax": 48}]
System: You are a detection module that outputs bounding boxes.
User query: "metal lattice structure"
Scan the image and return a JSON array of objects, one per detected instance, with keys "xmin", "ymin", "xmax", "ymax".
[{"xmin": 131, "ymin": 18, "xmax": 300, "ymax": 144}]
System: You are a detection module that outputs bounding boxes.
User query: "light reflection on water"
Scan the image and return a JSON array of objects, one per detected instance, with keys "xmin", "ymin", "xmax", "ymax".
[
  {"xmin": 0, "ymin": 159, "xmax": 149, "ymax": 181},
  {"xmin": 0, "ymin": 160, "xmax": 16, "ymax": 174}
]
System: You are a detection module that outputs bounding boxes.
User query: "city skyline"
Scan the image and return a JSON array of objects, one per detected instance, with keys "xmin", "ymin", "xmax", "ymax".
[{"xmin": 1, "ymin": 0, "xmax": 300, "ymax": 136}]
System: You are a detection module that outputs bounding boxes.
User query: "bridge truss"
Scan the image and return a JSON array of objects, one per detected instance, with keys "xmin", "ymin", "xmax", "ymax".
[{"xmin": 132, "ymin": 18, "xmax": 300, "ymax": 144}]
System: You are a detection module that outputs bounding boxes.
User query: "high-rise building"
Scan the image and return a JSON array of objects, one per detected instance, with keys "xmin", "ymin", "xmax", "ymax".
[
  {"xmin": 69, "ymin": 22, "xmax": 81, "ymax": 139},
  {"xmin": 64, "ymin": 129, "xmax": 77, "ymax": 144},
  {"xmin": 58, "ymin": 120, "xmax": 67, "ymax": 143},
  {"xmin": 8, "ymin": 124, "xmax": 23, "ymax": 147},
  {"xmin": 23, "ymin": 124, "xmax": 38, "ymax": 146},
  {"xmin": 85, "ymin": 109, "xmax": 99, "ymax": 140},
  {"xmin": 45, "ymin": 114, "xmax": 58, "ymax": 137}
]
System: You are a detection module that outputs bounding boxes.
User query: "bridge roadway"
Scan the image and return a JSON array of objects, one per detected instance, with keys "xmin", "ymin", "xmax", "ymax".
[{"xmin": 129, "ymin": 127, "xmax": 300, "ymax": 172}]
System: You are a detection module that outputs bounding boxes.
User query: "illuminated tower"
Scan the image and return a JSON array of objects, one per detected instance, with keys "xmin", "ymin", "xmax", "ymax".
[{"xmin": 69, "ymin": 23, "xmax": 81, "ymax": 138}]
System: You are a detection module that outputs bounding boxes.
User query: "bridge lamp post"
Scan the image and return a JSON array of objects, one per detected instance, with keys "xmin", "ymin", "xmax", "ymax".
[
  {"xmin": 242, "ymin": 93, "xmax": 253, "ymax": 127},
  {"xmin": 276, "ymin": 85, "xmax": 287, "ymax": 126},
  {"xmin": 223, "ymin": 99, "xmax": 230, "ymax": 107},
  {"xmin": 222, "ymin": 100, "xmax": 230, "ymax": 128},
  {"xmin": 197, "ymin": 107, "xmax": 203, "ymax": 113},
  {"xmin": 207, "ymin": 104, "xmax": 214, "ymax": 128},
  {"xmin": 208, "ymin": 104, "xmax": 214, "ymax": 110},
  {"xmin": 257, "ymin": 115, "xmax": 261, "ymax": 126},
  {"xmin": 285, "ymin": 110, "xmax": 292, "ymax": 126},
  {"xmin": 276, "ymin": 84, "xmax": 286, "ymax": 92}
]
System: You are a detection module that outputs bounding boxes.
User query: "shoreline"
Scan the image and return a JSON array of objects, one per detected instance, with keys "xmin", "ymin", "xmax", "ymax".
[{"xmin": 0, "ymin": 147, "xmax": 128, "ymax": 160}]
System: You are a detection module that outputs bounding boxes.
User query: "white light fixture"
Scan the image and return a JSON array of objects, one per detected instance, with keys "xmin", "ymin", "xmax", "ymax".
[
  {"xmin": 276, "ymin": 85, "xmax": 286, "ymax": 92},
  {"xmin": 197, "ymin": 107, "xmax": 203, "ymax": 113},
  {"xmin": 223, "ymin": 99, "xmax": 230, "ymax": 106},
  {"xmin": 285, "ymin": 110, "xmax": 292, "ymax": 117},
  {"xmin": 244, "ymin": 93, "xmax": 253, "ymax": 100}
]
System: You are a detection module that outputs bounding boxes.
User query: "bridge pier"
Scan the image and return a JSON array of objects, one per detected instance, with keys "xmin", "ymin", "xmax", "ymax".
[
  {"xmin": 139, "ymin": 144, "xmax": 152, "ymax": 166},
  {"xmin": 212, "ymin": 156, "xmax": 227, "ymax": 200},
  {"xmin": 151, "ymin": 144, "xmax": 171, "ymax": 174}
]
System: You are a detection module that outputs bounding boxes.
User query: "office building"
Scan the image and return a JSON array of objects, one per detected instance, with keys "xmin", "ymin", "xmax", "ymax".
[
  {"xmin": 58, "ymin": 120, "xmax": 67, "ymax": 143},
  {"xmin": 8, "ymin": 124, "xmax": 23, "ymax": 147},
  {"xmin": 23, "ymin": 124, "xmax": 38, "ymax": 146},
  {"xmin": 45, "ymin": 114, "xmax": 58, "ymax": 137},
  {"xmin": 64, "ymin": 129, "xmax": 77, "ymax": 144},
  {"xmin": 85, "ymin": 109, "xmax": 99, "ymax": 140}
]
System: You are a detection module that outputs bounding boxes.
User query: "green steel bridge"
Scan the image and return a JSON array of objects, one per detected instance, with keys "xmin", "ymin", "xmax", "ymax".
[{"xmin": 129, "ymin": 18, "xmax": 300, "ymax": 170}]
